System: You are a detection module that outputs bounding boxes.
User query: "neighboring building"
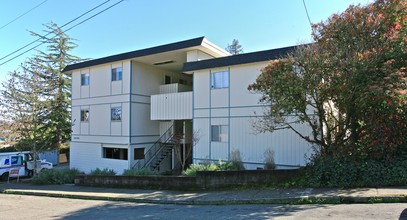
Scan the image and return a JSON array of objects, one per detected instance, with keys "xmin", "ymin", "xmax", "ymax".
[{"xmin": 64, "ymin": 37, "xmax": 313, "ymax": 174}]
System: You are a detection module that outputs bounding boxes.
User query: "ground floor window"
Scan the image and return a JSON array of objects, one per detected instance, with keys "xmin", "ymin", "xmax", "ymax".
[
  {"xmin": 211, "ymin": 125, "xmax": 228, "ymax": 142},
  {"xmin": 103, "ymin": 147, "xmax": 128, "ymax": 160},
  {"xmin": 134, "ymin": 148, "xmax": 145, "ymax": 160}
]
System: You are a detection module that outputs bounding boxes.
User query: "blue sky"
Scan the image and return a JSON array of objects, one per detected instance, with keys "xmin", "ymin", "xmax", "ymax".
[{"xmin": 0, "ymin": 0, "xmax": 372, "ymax": 83}]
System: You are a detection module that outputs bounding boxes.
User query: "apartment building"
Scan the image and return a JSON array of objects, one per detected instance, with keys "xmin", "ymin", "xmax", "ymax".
[{"xmin": 64, "ymin": 37, "xmax": 313, "ymax": 174}]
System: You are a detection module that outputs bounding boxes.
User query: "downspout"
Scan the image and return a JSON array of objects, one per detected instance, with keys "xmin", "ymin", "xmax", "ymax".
[{"xmin": 129, "ymin": 61, "xmax": 133, "ymax": 169}]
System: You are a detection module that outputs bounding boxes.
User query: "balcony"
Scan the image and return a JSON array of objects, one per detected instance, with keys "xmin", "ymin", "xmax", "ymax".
[
  {"xmin": 159, "ymin": 83, "xmax": 192, "ymax": 94},
  {"xmin": 151, "ymin": 83, "xmax": 192, "ymax": 120}
]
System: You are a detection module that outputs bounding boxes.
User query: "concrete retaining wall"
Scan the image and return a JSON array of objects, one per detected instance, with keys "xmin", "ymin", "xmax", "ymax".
[
  {"xmin": 75, "ymin": 169, "xmax": 301, "ymax": 190},
  {"xmin": 197, "ymin": 169, "xmax": 301, "ymax": 189},
  {"xmin": 75, "ymin": 175, "xmax": 198, "ymax": 190}
]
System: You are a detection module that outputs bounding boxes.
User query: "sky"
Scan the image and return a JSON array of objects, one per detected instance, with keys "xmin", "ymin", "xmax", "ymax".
[{"xmin": 0, "ymin": 0, "xmax": 373, "ymax": 83}]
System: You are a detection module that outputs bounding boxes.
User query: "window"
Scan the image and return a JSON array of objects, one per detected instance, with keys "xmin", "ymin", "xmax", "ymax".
[
  {"xmin": 111, "ymin": 107, "xmax": 122, "ymax": 121},
  {"xmin": 103, "ymin": 147, "xmax": 128, "ymax": 160},
  {"xmin": 81, "ymin": 73, "xmax": 89, "ymax": 86},
  {"xmin": 179, "ymin": 79, "xmax": 187, "ymax": 85},
  {"xmin": 165, "ymin": 75, "xmax": 171, "ymax": 84},
  {"xmin": 81, "ymin": 109, "xmax": 89, "ymax": 122},
  {"xmin": 211, "ymin": 125, "xmax": 228, "ymax": 142},
  {"xmin": 134, "ymin": 148, "xmax": 145, "ymax": 160},
  {"xmin": 11, "ymin": 156, "xmax": 23, "ymax": 166},
  {"xmin": 211, "ymin": 70, "xmax": 229, "ymax": 89},
  {"xmin": 112, "ymin": 67, "xmax": 123, "ymax": 81}
]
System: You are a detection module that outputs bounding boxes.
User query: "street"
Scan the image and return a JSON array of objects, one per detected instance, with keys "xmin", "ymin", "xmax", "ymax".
[{"xmin": 0, "ymin": 194, "xmax": 406, "ymax": 219}]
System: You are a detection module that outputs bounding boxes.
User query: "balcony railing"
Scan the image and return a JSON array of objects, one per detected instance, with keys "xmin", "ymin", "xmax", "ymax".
[{"xmin": 159, "ymin": 83, "xmax": 192, "ymax": 94}]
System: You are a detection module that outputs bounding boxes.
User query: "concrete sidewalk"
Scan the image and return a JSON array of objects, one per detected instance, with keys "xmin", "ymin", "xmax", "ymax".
[{"xmin": 1, "ymin": 182, "xmax": 407, "ymax": 205}]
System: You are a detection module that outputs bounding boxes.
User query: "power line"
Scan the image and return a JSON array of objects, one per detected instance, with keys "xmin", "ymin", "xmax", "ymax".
[
  {"xmin": 302, "ymin": 0, "xmax": 313, "ymax": 29},
  {"xmin": 0, "ymin": 0, "xmax": 49, "ymax": 31},
  {"xmin": 0, "ymin": 0, "xmax": 112, "ymax": 62}
]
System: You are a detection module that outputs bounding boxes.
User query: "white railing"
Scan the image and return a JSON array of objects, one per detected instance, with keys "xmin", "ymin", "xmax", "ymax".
[{"xmin": 159, "ymin": 83, "xmax": 192, "ymax": 94}]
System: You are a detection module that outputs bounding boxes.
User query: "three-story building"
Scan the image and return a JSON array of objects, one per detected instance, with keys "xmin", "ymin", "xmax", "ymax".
[{"xmin": 64, "ymin": 37, "xmax": 313, "ymax": 174}]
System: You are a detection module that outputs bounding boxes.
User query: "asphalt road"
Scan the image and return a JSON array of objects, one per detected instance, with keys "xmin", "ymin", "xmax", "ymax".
[{"xmin": 1, "ymin": 194, "xmax": 406, "ymax": 220}]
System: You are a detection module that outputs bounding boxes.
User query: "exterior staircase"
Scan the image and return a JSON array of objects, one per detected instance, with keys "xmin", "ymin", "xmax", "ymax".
[{"xmin": 132, "ymin": 126, "xmax": 175, "ymax": 171}]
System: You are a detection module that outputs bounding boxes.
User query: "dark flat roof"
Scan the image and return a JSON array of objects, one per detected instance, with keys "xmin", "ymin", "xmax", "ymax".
[
  {"xmin": 182, "ymin": 45, "xmax": 296, "ymax": 72},
  {"xmin": 63, "ymin": 37, "xmax": 205, "ymax": 72}
]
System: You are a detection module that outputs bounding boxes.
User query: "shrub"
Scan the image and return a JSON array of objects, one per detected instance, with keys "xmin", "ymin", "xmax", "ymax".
[
  {"xmin": 123, "ymin": 168, "xmax": 158, "ymax": 176},
  {"xmin": 32, "ymin": 169, "xmax": 81, "ymax": 185},
  {"xmin": 182, "ymin": 163, "xmax": 218, "ymax": 176},
  {"xmin": 89, "ymin": 168, "xmax": 116, "ymax": 176},
  {"xmin": 230, "ymin": 150, "xmax": 245, "ymax": 170},
  {"xmin": 306, "ymin": 156, "xmax": 407, "ymax": 187},
  {"xmin": 216, "ymin": 160, "xmax": 234, "ymax": 171},
  {"xmin": 264, "ymin": 148, "xmax": 276, "ymax": 170}
]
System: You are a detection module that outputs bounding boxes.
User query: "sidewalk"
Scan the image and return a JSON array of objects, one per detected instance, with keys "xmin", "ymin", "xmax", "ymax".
[{"xmin": 1, "ymin": 182, "xmax": 407, "ymax": 205}]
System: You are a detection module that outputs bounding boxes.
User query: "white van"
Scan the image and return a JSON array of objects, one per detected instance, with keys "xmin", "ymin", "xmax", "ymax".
[{"xmin": 0, "ymin": 151, "xmax": 53, "ymax": 181}]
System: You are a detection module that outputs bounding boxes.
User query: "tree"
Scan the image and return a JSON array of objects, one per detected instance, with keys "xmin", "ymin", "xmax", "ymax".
[
  {"xmin": 0, "ymin": 23, "xmax": 81, "ymax": 171},
  {"xmin": 1, "ymin": 64, "xmax": 49, "ymax": 174},
  {"xmin": 172, "ymin": 129, "xmax": 200, "ymax": 172},
  {"xmin": 225, "ymin": 39, "xmax": 243, "ymax": 55},
  {"xmin": 29, "ymin": 23, "xmax": 82, "ymax": 149},
  {"xmin": 248, "ymin": 0, "xmax": 407, "ymax": 160}
]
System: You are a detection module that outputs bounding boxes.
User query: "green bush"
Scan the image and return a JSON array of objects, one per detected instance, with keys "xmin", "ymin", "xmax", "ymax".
[
  {"xmin": 123, "ymin": 168, "xmax": 158, "ymax": 176},
  {"xmin": 89, "ymin": 168, "xmax": 116, "ymax": 176},
  {"xmin": 32, "ymin": 169, "xmax": 81, "ymax": 185},
  {"xmin": 182, "ymin": 163, "xmax": 218, "ymax": 176},
  {"xmin": 182, "ymin": 160, "xmax": 242, "ymax": 176},
  {"xmin": 216, "ymin": 160, "xmax": 234, "ymax": 171},
  {"xmin": 306, "ymin": 156, "xmax": 407, "ymax": 187}
]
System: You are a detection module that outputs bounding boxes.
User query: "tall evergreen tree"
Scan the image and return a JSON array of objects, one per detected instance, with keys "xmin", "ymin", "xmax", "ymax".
[
  {"xmin": 225, "ymin": 39, "xmax": 243, "ymax": 55},
  {"xmin": 0, "ymin": 22, "xmax": 81, "ymax": 153},
  {"xmin": 30, "ymin": 23, "xmax": 82, "ymax": 149}
]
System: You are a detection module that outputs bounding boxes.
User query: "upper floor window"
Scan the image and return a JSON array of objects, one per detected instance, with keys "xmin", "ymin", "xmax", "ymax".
[
  {"xmin": 211, "ymin": 125, "xmax": 228, "ymax": 142},
  {"xmin": 211, "ymin": 70, "xmax": 229, "ymax": 89},
  {"xmin": 112, "ymin": 67, "xmax": 123, "ymax": 81},
  {"xmin": 81, "ymin": 73, "xmax": 90, "ymax": 86},
  {"xmin": 111, "ymin": 107, "xmax": 122, "ymax": 121},
  {"xmin": 81, "ymin": 109, "xmax": 89, "ymax": 122}
]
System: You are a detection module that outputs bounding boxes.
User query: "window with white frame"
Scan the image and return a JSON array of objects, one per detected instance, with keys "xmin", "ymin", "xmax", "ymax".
[
  {"xmin": 81, "ymin": 73, "xmax": 89, "ymax": 86},
  {"xmin": 80, "ymin": 109, "xmax": 89, "ymax": 122},
  {"xmin": 111, "ymin": 107, "xmax": 122, "ymax": 121},
  {"xmin": 211, "ymin": 70, "xmax": 229, "ymax": 89},
  {"xmin": 112, "ymin": 67, "xmax": 122, "ymax": 81},
  {"xmin": 211, "ymin": 125, "xmax": 228, "ymax": 142}
]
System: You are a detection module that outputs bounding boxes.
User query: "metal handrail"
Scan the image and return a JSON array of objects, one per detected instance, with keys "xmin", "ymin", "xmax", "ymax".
[{"xmin": 132, "ymin": 125, "xmax": 174, "ymax": 169}]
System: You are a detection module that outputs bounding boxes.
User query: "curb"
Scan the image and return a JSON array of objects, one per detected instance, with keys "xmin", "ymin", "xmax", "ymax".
[{"xmin": 2, "ymin": 189, "xmax": 407, "ymax": 205}]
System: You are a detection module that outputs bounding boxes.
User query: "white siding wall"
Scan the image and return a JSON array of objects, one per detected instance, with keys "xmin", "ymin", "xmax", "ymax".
[
  {"xmin": 130, "ymin": 61, "xmax": 162, "ymax": 144},
  {"xmin": 71, "ymin": 70, "xmax": 81, "ymax": 99},
  {"xmin": 151, "ymin": 92, "xmax": 192, "ymax": 120},
  {"xmin": 71, "ymin": 106, "xmax": 80, "ymax": 135},
  {"xmin": 71, "ymin": 61, "xmax": 131, "ymax": 142},
  {"xmin": 187, "ymin": 50, "xmax": 215, "ymax": 62},
  {"xmin": 159, "ymin": 83, "xmax": 192, "ymax": 94},
  {"xmin": 90, "ymin": 65, "xmax": 111, "ymax": 97},
  {"xmin": 192, "ymin": 63, "xmax": 314, "ymax": 169},
  {"xmin": 70, "ymin": 142, "xmax": 129, "ymax": 174},
  {"xmin": 70, "ymin": 61, "xmax": 132, "ymax": 173}
]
